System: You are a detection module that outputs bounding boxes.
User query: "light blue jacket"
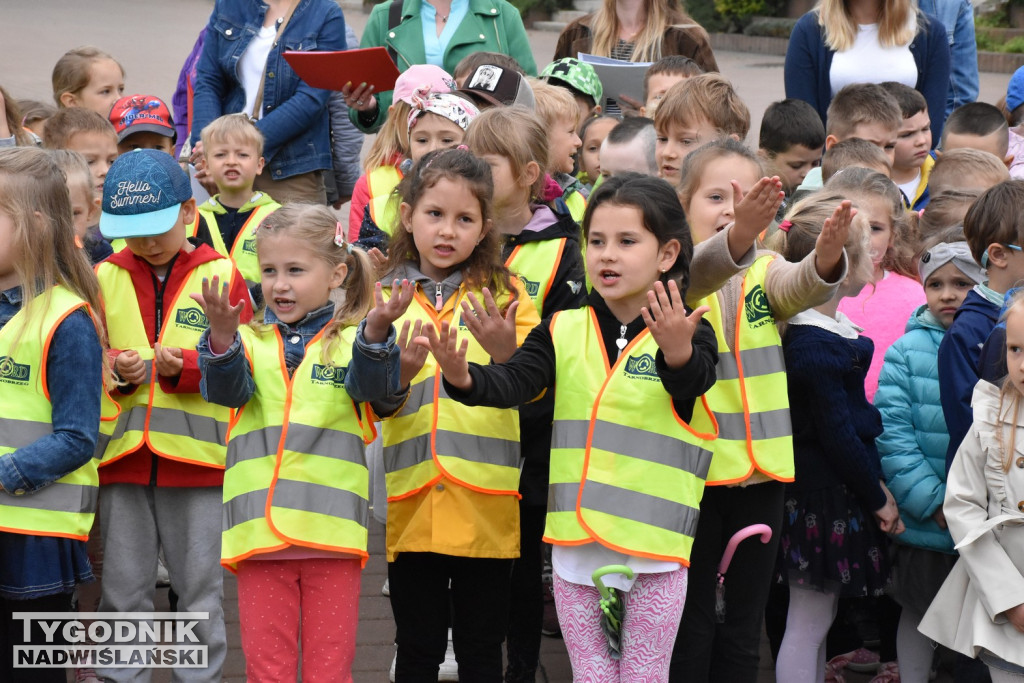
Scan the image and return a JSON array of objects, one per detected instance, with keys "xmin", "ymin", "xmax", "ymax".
[
  {"xmin": 918, "ymin": 0, "xmax": 979, "ymax": 119},
  {"xmin": 876, "ymin": 305, "xmax": 955, "ymax": 553}
]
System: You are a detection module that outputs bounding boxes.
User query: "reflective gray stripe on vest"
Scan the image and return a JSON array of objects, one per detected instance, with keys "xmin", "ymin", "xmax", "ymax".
[
  {"xmin": 0, "ymin": 418, "xmax": 52, "ymax": 449},
  {"xmin": 715, "ymin": 408, "xmax": 791, "ymax": 441},
  {"xmin": 716, "ymin": 345, "xmax": 786, "ymax": 381},
  {"xmin": 224, "ymin": 487, "xmax": 267, "ymax": 529},
  {"xmin": 223, "ymin": 482, "xmax": 367, "ymax": 529},
  {"xmin": 552, "ymin": 419, "xmax": 713, "ymax": 480},
  {"xmin": 548, "ymin": 481, "xmax": 581, "ymax": 513},
  {"xmin": 143, "ymin": 359, "xmax": 153, "ymax": 379},
  {"xmin": 1, "ymin": 482, "xmax": 96, "ymax": 514},
  {"xmin": 282, "ymin": 423, "xmax": 367, "ymax": 465},
  {"xmin": 580, "ymin": 480, "xmax": 700, "ymax": 537},
  {"xmin": 383, "ymin": 431, "xmax": 518, "ymax": 474},
  {"xmin": 109, "ymin": 405, "xmax": 228, "ymax": 446},
  {"xmin": 228, "ymin": 426, "xmax": 283, "ymax": 466},
  {"xmin": 395, "ymin": 376, "xmax": 450, "ymax": 418}
]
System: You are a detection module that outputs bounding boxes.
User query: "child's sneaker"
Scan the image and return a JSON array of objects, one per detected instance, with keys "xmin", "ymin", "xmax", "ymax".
[
  {"xmin": 381, "ymin": 577, "xmax": 390, "ymax": 596},
  {"xmin": 824, "ymin": 661, "xmax": 846, "ymax": 683},
  {"xmin": 869, "ymin": 661, "xmax": 901, "ymax": 683},
  {"xmin": 829, "ymin": 647, "xmax": 881, "ymax": 673}
]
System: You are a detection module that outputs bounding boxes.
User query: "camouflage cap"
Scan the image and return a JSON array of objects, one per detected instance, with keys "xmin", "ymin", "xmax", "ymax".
[{"xmin": 540, "ymin": 58, "xmax": 603, "ymax": 104}]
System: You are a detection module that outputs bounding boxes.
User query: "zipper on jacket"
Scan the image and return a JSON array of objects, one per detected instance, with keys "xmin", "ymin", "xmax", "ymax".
[
  {"xmin": 435, "ymin": 283, "xmax": 444, "ymax": 310},
  {"xmin": 147, "ymin": 253, "xmax": 181, "ymax": 487}
]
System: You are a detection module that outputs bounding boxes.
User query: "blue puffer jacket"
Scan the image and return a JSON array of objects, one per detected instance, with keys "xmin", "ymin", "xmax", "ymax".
[{"xmin": 876, "ymin": 305, "xmax": 954, "ymax": 554}]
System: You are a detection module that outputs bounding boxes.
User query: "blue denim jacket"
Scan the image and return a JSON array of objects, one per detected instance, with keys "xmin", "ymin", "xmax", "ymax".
[
  {"xmin": 199, "ymin": 303, "xmax": 403, "ymax": 412},
  {"xmin": 919, "ymin": 0, "xmax": 979, "ymax": 119},
  {"xmin": 191, "ymin": 0, "xmax": 348, "ymax": 179}
]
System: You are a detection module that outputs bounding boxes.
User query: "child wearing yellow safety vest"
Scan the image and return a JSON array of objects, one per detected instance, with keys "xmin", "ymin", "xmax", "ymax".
[
  {"xmin": 350, "ymin": 149, "xmax": 540, "ymax": 679},
  {"xmin": 671, "ymin": 139, "xmax": 850, "ymax": 681},
  {"xmin": 0, "ymin": 148, "xmax": 115, "ymax": 683},
  {"xmin": 94, "ymin": 150, "xmax": 252, "ymax": 681},
  {"xmin": 198, "ymin": 204, "xmax": 381, "ymax": 682},
  {"xmin": 425, "ymin": 174, "xmax": 720, "ymax": 680}
]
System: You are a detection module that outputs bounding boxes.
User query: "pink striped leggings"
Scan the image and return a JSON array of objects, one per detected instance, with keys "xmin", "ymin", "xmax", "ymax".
[{"xmin": 553, "ymin": 567, "xmax": 688, "ymax": 683}]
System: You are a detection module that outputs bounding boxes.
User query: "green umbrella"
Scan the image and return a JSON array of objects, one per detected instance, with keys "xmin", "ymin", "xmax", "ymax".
[{"xmin": 591, "ymin": 564, "xmax": 636, "ymax": 660}]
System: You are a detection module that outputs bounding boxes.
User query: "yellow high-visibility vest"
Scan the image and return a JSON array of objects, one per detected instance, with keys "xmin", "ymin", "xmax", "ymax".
[
  {"xmin": 543, "ymin": 307, "xmax": 718, "ymax": 564},
  {"xmin": 367, "ymin": 165, "xmax": 403, "ymax": 235},
  {"xmin": 504, "ymin": 238, "xmax": 567, "ymax": 317},
  {"xmin": 221, "ymin": 325, "xmax": 375, "ymax": 571},
  {"xmin": 195, "ymin": 193, "xmax": 280, "ymax": 285}
]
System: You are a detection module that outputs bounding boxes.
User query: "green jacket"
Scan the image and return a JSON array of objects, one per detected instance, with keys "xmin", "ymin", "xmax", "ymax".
[{"xmin": 350, "ymin": 0, "xmax": 537, "ymax": 133}]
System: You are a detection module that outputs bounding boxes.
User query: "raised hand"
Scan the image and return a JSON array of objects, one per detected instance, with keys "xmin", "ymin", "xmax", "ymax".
[
  {"xmin": 364, "ymin": 280, "xmax": 416, "ymax": 344},
  {"xmin": 190, "ymin": 275, "xmax": 245, "ymax": 355},
  {"xmin": 642, "ymin": 280, "xmax": 709, "ymax": 369},
  {"xmin": 730, "ymin": 176, "xmax": 784, "ymax": 257},
  {"xmin": 814, "ymin": 200, "xmax": 855, "ymax": 282},
  {"xmin": 460, "ymin": 288, "xmax": 519, "ymax": 363},
  {"xmin": 417, "ymin": 322, "xmax": 472, "ymax": 391},
  {"xmin": 397, "ymin": 319, "xmax": 428, "ymax": 389},
  {"xmin": 367, "ymin": 248, "xmax": 388, "ymax": 277},
  {"xmin": 153, "ymin": 344, "xmax": 184, "ymax": 378},
  {"xmin": 115, "ymin": 349, "xmax": 148, "ymax": 385}
]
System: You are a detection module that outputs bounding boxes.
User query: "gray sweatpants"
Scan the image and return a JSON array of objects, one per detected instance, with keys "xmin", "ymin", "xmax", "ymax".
[{"xmin": 97, "ymin": 484, "xmax": 225, "ymax": 682}]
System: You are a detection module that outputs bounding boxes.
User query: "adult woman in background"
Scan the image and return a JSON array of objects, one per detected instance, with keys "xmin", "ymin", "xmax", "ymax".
[
  {"xmin": 785, "ymin": 0, "xmax": 950, "ymax": 144},
  {"xmin": 343, "ymin": 0, "xmax": 536, "ymax": 133},
  {"xmin": 190, "ymin": 0, "xmax": 347, "ymax": 204}
]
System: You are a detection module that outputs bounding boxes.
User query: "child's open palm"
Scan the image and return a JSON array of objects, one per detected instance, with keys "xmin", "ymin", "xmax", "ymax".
[
  {"xmin": 191, "ymin": 275, "xmax": 245, "ymax": 355},
  {"xmin": 364, "ymin": 279, "xmax": 416, "ymax": 344},
  {"xmin": 417, "ymin": 322, "xmax": 472, "ymax": 392},
  {"xmin": 814, "ymin": 200, "xmax": 855, "ymax": 281},
  {"xmin": 642, "ymin": 280, "xmax": 710, "ymax": 369},
  {"xmin": 460, "ymin": 289, "xmax": 519, "ymax": 364},
  {"xmin": 397, "ymin": 319, "xmax": 428, "ymax": 389},
  {"xmin": 731, "ymin": 176, "xmax": 784, "ymax": 250}
]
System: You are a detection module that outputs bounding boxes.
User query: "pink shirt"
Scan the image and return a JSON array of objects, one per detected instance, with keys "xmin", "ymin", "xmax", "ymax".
[{"xmin": 837, "ymin": 271, "xmax": 924, "ymax": 402}]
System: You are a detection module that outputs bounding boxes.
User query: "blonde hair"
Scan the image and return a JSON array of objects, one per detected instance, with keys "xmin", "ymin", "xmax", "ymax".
[
  {"xmin": 589, "ymin": 0, "xmax": 702, "ymax": 62},
  {"xmin": 49, "ymin": 149, "xmax": 94, "ymax": 202},
  {"xmin": 1, "ymin": 86, "xmax": 34, "ymax": 147},
  {"xmin": 254, "ymin": 204, "xmax": 374, "ymax": 363},
  {"xmin": 816, "ymin": 0, "xmax": 917, "ymax": 52},
  {"xmin": 200, "ymin": 113, "xmax": 265, "ymax": 156},
  {"xmin": 0, "ymin": 147, "xmax": 109, "ymax": 379},
  {"xmin": 529, "ymin": 79, "xmax": 579, "ymax": 128},
  {"xmin": 998, "ymin": 292, "xmax": 1024, "ymax": 471},
  {"xmin": 929, "ymin": 148, "xmax": 1010, "ymax": 196},
  {"xmin": 464, "ymin": 106, "xmax": 549, "ymax": 200},
  {"xmin": 768, "ymin": 190, "xmax": 872, "ymax": 277},
  {"xmin": 42, "ymin": 107, "xmax": 117, "ymax": 150},
  {"xmin": 52, "ymin": 46, "xmax": 124, "ymax": 108},
  {"xmin": 654, "ymin": 73, "xmax": 750, "ymax": 139},
  {"xmin": 363, "ymin": 100, "xmax": 413, "ymax": 172}
]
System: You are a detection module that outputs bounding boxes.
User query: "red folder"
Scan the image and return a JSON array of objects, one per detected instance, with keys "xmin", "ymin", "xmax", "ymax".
[{"xmin": 283, "ymin": 47, "xmax": 401, "ymax": 92}]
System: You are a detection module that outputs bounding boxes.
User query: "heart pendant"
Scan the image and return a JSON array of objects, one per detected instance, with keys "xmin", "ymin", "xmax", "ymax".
[{"xmin": 615, "ymin": 337, "xmax": 627, "ymax": 351}]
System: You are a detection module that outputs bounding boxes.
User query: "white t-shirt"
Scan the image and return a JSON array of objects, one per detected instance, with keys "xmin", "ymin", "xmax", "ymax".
[
  {"xmin": 829, "ymin": 23, "xmax": 917, "ymax": 96},
  {"xmin": 239, "ymin": 24, "xmax": 277, "ymax": 119},
  {"xmin": 896, "ymin": 171, "xmax": 921, "ymax": 204}
]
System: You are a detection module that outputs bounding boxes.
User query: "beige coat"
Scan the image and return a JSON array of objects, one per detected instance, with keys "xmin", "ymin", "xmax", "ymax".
[{"xmin": 918, "ymin": 381, "xmax": 1024, "ymax": 666}]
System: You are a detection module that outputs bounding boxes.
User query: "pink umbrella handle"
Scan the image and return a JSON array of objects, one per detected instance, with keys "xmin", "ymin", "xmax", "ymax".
[{"xmin": 717, "ymin": 524, "xmax": 772, "ymax": 575}]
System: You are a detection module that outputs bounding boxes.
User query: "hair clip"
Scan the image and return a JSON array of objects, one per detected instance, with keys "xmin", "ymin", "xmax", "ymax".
[
  {"xmin": 335, "ymin": 221, "xmax": 346, "ymax": 249},
  {"xmin": 778, "ymin": 220, "xmax": 792, "ymax": 233},
  {"xmin": 457, "ymin": 144, "xmax": 469, "ymax": 151},
  {"xmin": 918, "ymin": 208, "xmax": 926, "ymax": 218}
]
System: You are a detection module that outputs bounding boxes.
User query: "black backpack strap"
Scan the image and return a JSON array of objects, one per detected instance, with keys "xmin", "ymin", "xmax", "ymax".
[{"xmin": 387, "ymin": 0, "xmax": 403, "ymax": 64}]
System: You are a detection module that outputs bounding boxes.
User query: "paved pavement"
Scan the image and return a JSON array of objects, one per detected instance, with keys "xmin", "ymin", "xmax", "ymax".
[{"xmin": 1, "ymin": 2, "xmax": 981, "ymax": 680}]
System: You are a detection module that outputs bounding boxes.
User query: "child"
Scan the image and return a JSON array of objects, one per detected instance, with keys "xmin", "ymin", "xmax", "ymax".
[
  {"xmin": 917, "ymin": 190, "xmax": 981, "ymax": 241},
  {"xmin": 758, "ymin": 98, "xmax": 826, "ymax": 197},
  {"xmin": 672, "ymin": 138, "xmax": 850, "ymax": 681},
  {"xmin": 43, "ymin": 107, "xmax": 118, "ymax": 199},
  {"xmin": 51, "ymin": 46, "xmax": 125, "ymax": 116},
  {"xmin": 770, "ymin": 193, "xmax": 904, "ymax": 683},
  {"xmin": 577, "ymin": 114, "xmax": 620, "ymax": 189},
  {"xmin": 347, "ymin": 65, "xmax": 458, "ymax": 243},
  {"xmin": 540, "ymin": 57, "xmax": 604, "ymax": 129},
  {"xmin": 600, "ymin": 116, "xmax": 658, "ymax": 178},
  {"xmin": 424, "ymin": 173, "xmax": 720, "ymax": 681},
  {"xmin": 642, "ymin": 55, "xmax": 704, "ymax": 118},
  {"xmin": 0, "ymin": 147, "xmax": 112, "ymax": 683},
  {"xmin": 919, "ymin": 291, "xmax": 1024, "ymax": 682},
  {"xmin": 941, "ymin": 102, "xmax": 1013, "ymax": 166},
  {"xmin": 348, "ymin": 148, "xmax": 541, "ymax": 680},
  {"xmin": 464, "ymin": 107, "xmax": 587, "ymax": 681},
  {"xmin": 796, "ymin": 83, "xmax": 902, "ymax": 192},
  {"xmin": 453, "ymin": 52, "xmax": 525, "ymax": 88},
  {"xmin": 939, "ymin": 181, "xmax": 1024, "ymax": 471},
  {"xmin": 828, "ymin": 168, "xmax": 923, "ymax": 401},
  {"xmin": 49, "ymin": 149, "xmax": 106, "ymax": 265},
  {"xmin": 530, "ymin": 80, "xmax": 586, "ymax": 221},
  {"xmin": 0, "ymin": 87, "xmax": 34, "ymax": 148},
  {"xmin": 18, "ymin": 99, "xmax": 56, "ymax": 138},
  {"xmin": 875, "ymin": 235, "xmax": 986, "ymax": 683},
  {"xmin": 820, "ymin": 138, "xmax": 893, "ymax": 183},
  {"xmin": 880, "ymin": 82, "xmax": 935, "ymax": 210},
  {"xmin": 107, "ymin": 94, "xmax": 176, "ymax": 155},
  {"xmin": 458, "ymin": 65, "xmax": 536, "ymax": 110},
  {"xmin": 194, "ymin": 114, "xmax": 280, "ymax": 290},
  {"xmin": 94, "ymin": 149, "xmax": 251, "ymax": 681},
  {"xmin": 196, "ymin": 204, "xmax": 380, "ymax": 682},
  {"xmin": 929, "ymin": 148, "xmax": 1010, "ymax": 196},
  {"xmin": 654, "ymin": 73, "xmax": 750, "ymax": 185}
]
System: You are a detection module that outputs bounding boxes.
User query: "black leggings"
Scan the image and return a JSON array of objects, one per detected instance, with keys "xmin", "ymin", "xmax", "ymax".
[{"xmin": 1, "ymin": 591, "xmax": 75, "ymax": 683}]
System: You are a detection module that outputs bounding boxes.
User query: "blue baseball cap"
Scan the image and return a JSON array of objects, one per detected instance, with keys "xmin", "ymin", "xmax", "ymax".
[{"xmin": 100, "ymin": 149, "xmax": 192, "ymax": 239}]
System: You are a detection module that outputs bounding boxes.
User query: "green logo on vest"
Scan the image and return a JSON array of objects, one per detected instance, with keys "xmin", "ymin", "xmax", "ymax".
[
  {"xmin": 311, "ymin": 364, "xmax": 347, "ymax": 386},
  {"xmin": 624, "ymin": 353, "xmax": 659, "ymax": 381},
  {"xmin": 0, "ymin": 356, "xmax": 30, "ymax": 385},
  {"xmin": 744, "ymin": 284, "xmax": 773, "ymax": 328},
  {"xmin": 175, "ymin": 307, "xmax": 209, "ymax": 331},
  {"xmin": 521, "ymin": 278, "xmax": 540, "ymax": 299},
  {"xmin": 241, "ymin": 237, "xmax": 257, "ymax": 254}
]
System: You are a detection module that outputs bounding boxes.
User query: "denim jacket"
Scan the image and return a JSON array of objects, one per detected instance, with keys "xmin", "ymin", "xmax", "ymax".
[
  {"xmin": 191, "ymin": 0, "xmax": 348, "ymax": 179},
  {"xmin": 918, "ymin": 0, "xmax": 979, "ymax": 119},
  {"xmin": 199, "ymin": 303, "xmax": 403, "ymax": 412}
]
